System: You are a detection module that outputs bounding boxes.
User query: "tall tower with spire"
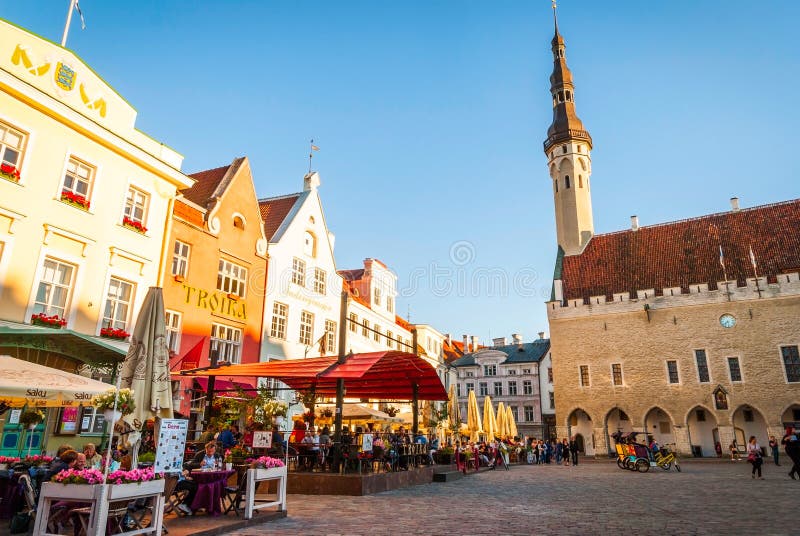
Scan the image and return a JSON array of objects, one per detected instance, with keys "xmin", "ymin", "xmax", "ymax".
[{"xmin": 544, "ymin": 4, "xmax": 594, "ymax": 256}]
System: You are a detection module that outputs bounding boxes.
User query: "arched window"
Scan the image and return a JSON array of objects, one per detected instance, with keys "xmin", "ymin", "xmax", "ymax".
[
  {"xmin": 233, "ymin": 216, "xmax": 245, "ymax": 229},
  {"xmin": 565, "ymin": 175, "xmax": 570, "ymax": 189},
  {"xmin": 561, "ymin": 145, "xmax": 567, "ymax": 154},
  {"xmin": 303, "ymin": 231, "xmax": 317, "ymax": 257}
]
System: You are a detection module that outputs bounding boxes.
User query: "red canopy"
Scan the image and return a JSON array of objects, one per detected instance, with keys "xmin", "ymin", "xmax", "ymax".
[{"xmin": 181, "ymin": 351, "xmax": 447, "ymax": 401}]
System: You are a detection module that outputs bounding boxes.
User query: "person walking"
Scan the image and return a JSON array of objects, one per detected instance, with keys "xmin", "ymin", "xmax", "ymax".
[
  {"xmin": 782, "ymin": 427, "xmax": 800, "ymax": 480},
  {"xmin": 769, "ymin": 436, "xmax": 780, "ymax": 466},
  {"xmin": 746, "ymin": 436, "xmax": 764, "ymax": 479},
  {"xmin": 562, "ymin": 438, "xmax": 571, "ymax": 466},
  {"xmin": 570, "ymin": 435, "xmax": 579, "ymax": 466}
]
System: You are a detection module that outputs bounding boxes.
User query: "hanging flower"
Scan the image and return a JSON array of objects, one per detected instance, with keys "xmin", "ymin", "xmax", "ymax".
[
  {"xmin": 91, "ymin": 388, "xmax": 136, "ymax": 415},
  {"xmin": 19, "ymin": 409, "xmax": 45, "ymax": 427}
]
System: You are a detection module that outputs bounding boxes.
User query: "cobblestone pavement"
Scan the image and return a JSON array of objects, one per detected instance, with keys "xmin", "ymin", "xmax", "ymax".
[{"xmin": 227, "ymin": 461, "xmax": 799, "ymax": 535}]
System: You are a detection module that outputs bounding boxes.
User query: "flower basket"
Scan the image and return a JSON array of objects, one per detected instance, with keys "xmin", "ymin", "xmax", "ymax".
[
  {"xmin": 92, "ymin": 388, "xmax": 135, "ymax": 416},
  {"xmin": 0, "ymin": 163, "xmax": 20, "ymax": 182},
  {"xmin": 122, "ymin": 216, "xmax": 147, "ymax": 234},
  {"xmin": 246, "ymin": 456, "xmax": 285, "ymax": 470},
  {"xmin": 19, "ymin": 409, "xmax": 45, "ymax": 428},
  {"xmin": 60, "ymin": 190, "xmax": 90, "ymax": 210},
  {"xmin": 100, "ymin": 327, "xmax": 129, "ymax": 340},
  {"xmin": 31, "ymin": 313, "xmax": 67, "ymax": 328}
]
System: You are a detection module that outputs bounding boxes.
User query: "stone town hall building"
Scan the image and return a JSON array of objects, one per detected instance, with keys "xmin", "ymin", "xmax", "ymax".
[{"xmin": 543, "ymin": 16, "xmax": 800, "ymax": 457}]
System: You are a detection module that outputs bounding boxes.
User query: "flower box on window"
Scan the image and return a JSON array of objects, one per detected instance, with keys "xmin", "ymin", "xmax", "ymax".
[
  {"xmin": 100, "ymin": 327, "xmax": 130, "ymax": 340},
  {"xmin": 31, "ymin": 313, "xmax": 67, "ymax": 328},
  {"xmin": 173, "ymin": 274, "xmax": 185, "ymax": 283},
  {"xmin": 61, "ymin": 190, "xmax": 91, "ymax": 210},
  {"xmin": 0, "ymin": 163, "xmax": 20, "ymax": 182},
  {"xmin": 122, "ymin": 216, "xmax": 147, "ymax": 234},
  {"xmin": 227, "ymin": 293, "xmax": 239, "ymax": 301}
]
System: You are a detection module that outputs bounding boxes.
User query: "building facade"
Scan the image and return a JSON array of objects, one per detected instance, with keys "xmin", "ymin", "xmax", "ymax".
[
  {"xmin": 541, "ymin": 18, "xmax": 800, "ymax": 457},
  {"xmin": 163, "ymin": 157, "xmax": 268, "ymax": 423},
  {"xmin": 0, "ymin": 20, "xmax": 193, "ymax": 454}
]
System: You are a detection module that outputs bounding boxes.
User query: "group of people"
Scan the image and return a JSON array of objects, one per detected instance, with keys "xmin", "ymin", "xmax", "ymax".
[
  {"xmin": 727, "ymin": 427, "xmax": 800, "ymax": 480},
  {"xmin": 524, "ymin": 436, "xmax": 580, "ymax": 466}
]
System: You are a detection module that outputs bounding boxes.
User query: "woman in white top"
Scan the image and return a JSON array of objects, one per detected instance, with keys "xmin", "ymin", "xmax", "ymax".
[{"xmin": 747, "ymin": 436, "xmax": 764, "ymax": 479}]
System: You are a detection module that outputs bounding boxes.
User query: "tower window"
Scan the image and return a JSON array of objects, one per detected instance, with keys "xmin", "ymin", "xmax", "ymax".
[
  {"xmin": 578, "ymin": 175, "xmax": 583, "ymax": 188},
  {"xmin": 565, "ymin": 175, "xmax": 570, "ymax": 189},
  {"xmin": 577, "ymin": 145, "xmax": 582, "ymax": 153},
  {"xmin": 565, "ymin": 90, "xmax": 571, "ymax": 101},
  {"xmin": 554, "ymin": 179, "xmax": 558, "ymax": 193},
  {"xmin": 561, "ymin": 145, "xmax": 567, "ymax": 154}
]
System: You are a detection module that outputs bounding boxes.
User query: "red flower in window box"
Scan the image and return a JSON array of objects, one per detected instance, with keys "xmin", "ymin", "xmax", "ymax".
[
  {"xmin": 100, "ymin": 327, "xmax": 130, "ymax": 340},
  {"xmin": 122, "ymin": 216, "xmax": 147, "ymax": 234},
  {"xmin": 30, "ymin": 313, "xmax": 67, "ymax": 328},
  {"xmin": 60, "ymin": 190, "xmax": 91, "ymax": 210},
  {"xmin": 0, "ymin": 163, "xmax": 21, "ymax": 182}
]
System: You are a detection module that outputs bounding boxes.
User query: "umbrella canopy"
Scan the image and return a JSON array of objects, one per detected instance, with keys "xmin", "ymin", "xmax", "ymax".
[
  {"xmin": 482, "ymin": 396, "xmax": 496, "ymax": 441},
  {"xmin": 0, "ymin": 355, "xmax": 115, "ymax": 407},
  {"xmin": 506, "ymin": 405, "xmax": 518, "ymax": 439},
  {"xmin": 466, "ymin": 390, "xmax": 482, "ymax": 443},
  {"xmin": 496, "ymin": 402, "xmax": 507, "ymax": 439},
  {"xmin": 447, "ymin": 384, "xmax": 460, "ymax": 438},
  {"xmin": 120, "ymin": 287, "xmax": 173, "ymax": 431},
  {"xmin": 317, "ymin": 403, "xmax": 402, "ymax": 423}
]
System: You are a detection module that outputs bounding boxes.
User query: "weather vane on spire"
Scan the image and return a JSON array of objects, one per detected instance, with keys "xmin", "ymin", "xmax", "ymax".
[
  {"xmin": 308, "ymin": 139, "xmax": 320, "ymax": 174},
  {"xmin": 552, "ymin": 0, "xmax": 559, "ymax": 32}
]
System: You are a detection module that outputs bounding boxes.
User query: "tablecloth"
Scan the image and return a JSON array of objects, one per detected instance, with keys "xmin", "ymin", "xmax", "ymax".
[{"xmin": 190, "ymin": 469, "xmax": 235, "ymax": 516}]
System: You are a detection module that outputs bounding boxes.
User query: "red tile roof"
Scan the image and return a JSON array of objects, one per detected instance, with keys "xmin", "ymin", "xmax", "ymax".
[
  {"xmin": 338, "ymin": 269, "xmax": 365, "ymax": 281},
  {"xmin": 258, "ymin": 194, "xmax": 301, "ymax": 241},
  {"xmin": 395, "ymin": 316, "xmax": 411, "ymax": 331},
  {"xmin": 559, "ymin": 199, "xmax": 800, "ymax": 302},
  {"xmin": 183, "ymin": 164, "xmax": 232, "ymax": 206},
  {"xmin": 342, "ymin": 280, "xmax": 371, "ymax": 308}
]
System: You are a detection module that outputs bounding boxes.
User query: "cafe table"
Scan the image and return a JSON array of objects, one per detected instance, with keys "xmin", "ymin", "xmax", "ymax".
[{"xmin": 190, "ymin": 469, "xmax": 235, "ymax": 516}]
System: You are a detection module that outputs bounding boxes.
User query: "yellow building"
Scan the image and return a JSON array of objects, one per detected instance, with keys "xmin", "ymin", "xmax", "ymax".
[{"xmin": 0, "ymin": 19, "xmax": 193, "ymax": 455}]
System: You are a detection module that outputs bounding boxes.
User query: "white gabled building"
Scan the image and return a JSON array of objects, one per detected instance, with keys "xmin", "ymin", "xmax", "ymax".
[{"xmin": 259, "ymin": 172, "xmax": 344, "ymax": 403}]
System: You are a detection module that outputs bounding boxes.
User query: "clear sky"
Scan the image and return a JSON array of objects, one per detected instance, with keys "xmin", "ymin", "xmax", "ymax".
[{"xmin": 5, "ymin": 1, "xmax": 799, "ymax": 344}]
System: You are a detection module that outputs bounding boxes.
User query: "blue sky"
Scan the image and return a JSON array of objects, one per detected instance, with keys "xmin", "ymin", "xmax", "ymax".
[{"xmin": 5, "ymin": 1, "xmax": 799, "ymax": 343}]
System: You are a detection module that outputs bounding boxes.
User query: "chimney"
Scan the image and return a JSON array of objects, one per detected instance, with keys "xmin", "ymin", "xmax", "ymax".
[
  {"xmin": 304, "ymin": 171, "xmax": 321, "ymax": 191},
  {"xmin": 630, "ymin": 215, "xmax": 639, "ymax": 231},
  {"xmin": 538, "ymin": 331, "xmax": 545, "ymax": 340},
  {"xmin": 730, "ymin": 197, "xmax": 740, "ymax": 212},
  {"xmin": 471, "ymin": 335, "xmax": 479, "ymax": 351},
  {"xmin": 492, "ymin": 337, "xmax": 507, "ymax": 348},
  {"xmin": 511, "ymin": 333, "xmax": 523, "ymax": 346},
  {"xmin": 462, "ymin": 335, "xmax": 469, "ymax": 353},
  {"xmin": 445, "ymin": 333, "xmax": 451, "ymax": 346}
]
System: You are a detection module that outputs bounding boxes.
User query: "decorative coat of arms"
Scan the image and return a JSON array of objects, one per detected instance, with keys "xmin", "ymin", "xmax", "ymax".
[{"xmin": 54, "ymin": 62, "xmax": 76, "ymax": 91}]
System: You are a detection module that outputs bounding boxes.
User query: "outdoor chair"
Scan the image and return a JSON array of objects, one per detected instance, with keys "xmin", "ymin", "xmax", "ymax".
[
  {"xmin": 71, "ymin": 500, "xmax": 129, "ymax": 535},
  {"xmin": 371, "ymin": 446, "xmax": 385, "ymax": 472},
  {"xmin": 223, "ymin": 469, "xmax": 248, "ymax": 517},
  {"xmin": 343, "ymin": 444, "xmax": 361, "ymax": 474},
  {"xmin": 127, "ymin": 473, "xmax": 179, "ymax": 533}
]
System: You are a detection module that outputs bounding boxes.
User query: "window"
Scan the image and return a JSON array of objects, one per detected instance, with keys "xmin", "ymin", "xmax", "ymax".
[
  {"xmin": 387, "ymin": 296, "xmax": 394, "ymax": 313},
  {"xmin": 508, "ymin": 370, "xmax": 516, "ymax": 376},
  {"xmin": 102, "ymin": 277, "xmax": 134, "ymax": 330},
  {"xmin": 578, "ymin": 175, "xmax": 583, "ymax": 188},
  {"xmin": 299, "ymin": 310, "xmax": 314, "ymax": 345},
  {"xmin": 233, "ymin": 216, "xmax": 245, "ymax": 229},
  {"xmin": 696, "ymin": 409, "xmax": 706, "ymax": 422},
  {"xmin": 611, "ymin": 363, "xmax": 623, "ymax": 386},
  {"xmin": 547, "ymin": 367, "xmax": 553, "ymax": 383},
  {"xmin": 695, "ymin": 349, "xmax": 710, "ymax": 383},
  {"xmin": 524, "ymin": 406, "xmax": 534, "ymax": 422},
  {"xmin": 554, "ymin": 179, "xmax": 558, "ymax": 193},
  {"xmin": 565, "ymin": 175, "xmax": 570, "ymax": 189},
  {"xmin": 493, "ymin": 382, "xmax": 502, "ymax": 396},
  {"xmin": 549, "ymin": 392, "xmax": 555, "ymax": 409},
  {"xmin": 79, "ymin": 406, "xmax": 106, "ymax": 435},
  {"xmin": 666, "ymin": 360, "xmax": 680, "ymax": 384},
  {"xmin": 781, "ymin": 346, "xmax": 800, "ymax": 382},
  {"xmin": 579, "ymin": 365, "xmax": 589, "ymax": 387},
  {"xmin": 522, "ymin": 368, "xmax": 531, "ymax": 374},
  {"xmin": 728, "ymin": 357, "xmax": 742, "ymax": 382},
  {"xmin": 523, "ymin": 380, "xmax": 533, "ymax": 395},
  {"xmin": 270, "ymin": 302, "xmax": 288, "ymax": 339},
  {"xmin": 217, "ymin": 259, "xmax": 247, "ymax": 298},
  {"xmin": 291, "ymin": 258, "xmax": 306, "ymax": 286},
  {"xmin": 171, "ymin": 240, "xmax": 190, "ymax": 277},
  {"xmin": 313, "ymin": 267, "xmax": 326, "ymax": 294},
  {"xmin": 386, "ymin": 330, "xmax": 393, "ymax": 349},
  {"xmin": 165, "ymin": 310, "xmax": 181, "ymax": 353},
  {"xmin": 325, "ymin": 320, "xmax": 337, "ymax": 353},
  {"xmin": 465, "ymin": 371, "xmax": 474, "ymax": 378},
  {"xmin": 743, "ymin": 409, "xmax": 754, "ymax": 422},
  {"xmin": 457, "ymin": 384, "xmax": 462, "ymax": 397},
  {"xmin": 466, "ymin": 382, "xmax": 474, "ymax": 393},
  {"xmin": 211, "ymin": 323, "xmax": 242, "ymax": 364},
  {"xmin": 0, "ymin": 121, "xmax": 26, "ymax": 174},
  {"xmin": 62, "ymin": 157, "xmax": 94, "ymax": 200},
  {"xmin": 508, "ymin": 381, "xmax": 517, "ymax": 396},
  {"xmin": 479, "ymin": 382, "xmax": 488, "ymax": 396},
  {"xmin": 484, "ymin": 364, "xmax": 497, "ymax": 376},
  {"xmin": 303, "ymin": 231, "xmax": 316, "ymax": 257},
  {"xmin": 561, "ymin": 145, "xmax": 567, "ymax": 154},
  {"xmin": 124, "ymin": 186, "xmax": 149, "ymax": 225},
  {"xmin": 33, "ymin": 258, "xmax": 75, "ymax": 318},
  {"xmin": 348, "ymin": 313, "xmax": 358, "ymax": 333},
  {"xmin": 373, "ymin": 287, "xmax": 381, "ymax": 306},
  {"xmin": 373, "ymin": 325, "xmax": 381, "ymax": 342},
  {"xmin": 361, "ymin": 319, "xmax": 369, "ymax": 337}
]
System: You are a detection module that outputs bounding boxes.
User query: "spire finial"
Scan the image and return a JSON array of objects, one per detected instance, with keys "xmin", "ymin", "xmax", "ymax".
[{"xmin": 552, "ymin": 0, "xmax": 559, "ymax": 35}]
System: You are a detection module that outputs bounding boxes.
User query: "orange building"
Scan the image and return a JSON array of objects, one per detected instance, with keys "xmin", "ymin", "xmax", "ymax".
[{"xmin": 161, "ymin": 157, "xmax": 268, "ymax": 424}]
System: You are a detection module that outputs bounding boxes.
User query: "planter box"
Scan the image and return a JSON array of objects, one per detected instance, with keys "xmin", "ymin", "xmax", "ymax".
[
  {"xmin": 253, "ymin": 466, "xmax": 287, "ymax": 480},
  {"xmin": 108, "ymin": 478, "xmax": 164, "ymax": 499},
  {"xmin": 245, "ymin": 466, "xmax": 287, "ymax": 519}
]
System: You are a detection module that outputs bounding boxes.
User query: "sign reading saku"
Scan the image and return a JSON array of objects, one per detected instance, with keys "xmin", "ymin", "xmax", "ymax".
[{"xmin": 182, "ymin": 284, "xmax": 246, "ymax": 320}]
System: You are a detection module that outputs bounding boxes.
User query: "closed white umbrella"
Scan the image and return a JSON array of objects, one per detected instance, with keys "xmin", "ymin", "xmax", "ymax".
[
  {"xmin": 506, "ymin": 404, "xmax": 518, "ymax": 440},
  {"xmin": 466, "ymin": 390, "xmax": 482, "ymax": 444},
  {"xmin": 482, "ymin": 396, "xmax": 496, "ymax": 441},
  {"xmin": 496, "ymin": 402, "xmax": 507, "ymax": 439}
]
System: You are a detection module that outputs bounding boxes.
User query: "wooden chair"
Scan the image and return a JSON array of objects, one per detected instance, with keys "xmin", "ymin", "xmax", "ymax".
[{"xmin": 223, "ymin": 469, "xmax": 248, "ymax": 517}]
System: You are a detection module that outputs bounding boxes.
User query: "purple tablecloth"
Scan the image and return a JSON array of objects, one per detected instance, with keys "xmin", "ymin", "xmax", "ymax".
[
  {"xmin": 0, "ymin": 472, "xmax": 24, "ymax": 519},
  {"xmin": 190, "ymin": 470, "xmax": 234, "ymax": 516}
]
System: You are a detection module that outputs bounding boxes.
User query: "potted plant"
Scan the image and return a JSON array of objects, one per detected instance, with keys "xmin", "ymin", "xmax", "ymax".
[
  {"xmin": 122, "ymin": 216, "xmax": 147, "ymax": 234},
  {"xmin": 60, "ymin": 190, "xmax": 90, "ymax": 210},
  {"xmin": 99, "ymin": 327, "xmax": 129, "ymax": 340},
  {"xmin": 137, "ymin": 451, "xmax": 155, "ymax": 467},
  {"xmin": 436, "ymin": 446, "xmax": 454, "ymax": 465},
  {"xmin": 383, "ymin": 405, "xmax": 399, "ymax": 417},
  {"xmin": 19, "ymin": 409, "xmax": 45, "ymax": 430},
  {"xmin": 30, "ymin": 313, "xmax": 67, "ymax": 328},
  {"xmin": 228, "ymin": 445, "xmax": 248, "ymax": 465},
  {"xmin": 0, "ymin": 163, "xmax": 20, "ymax": 182},
  {"xmin": 91, "ymin": 388, "xmax": 135, "ymax": 422}
]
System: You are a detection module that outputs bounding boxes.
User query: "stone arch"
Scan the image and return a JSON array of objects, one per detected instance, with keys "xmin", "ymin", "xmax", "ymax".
[
  {"xmin": 686, "ymin": 404, "xmax": 719, "ymax": 457},
  {"xmin": 731, "ymin": 404, "xmax": 769, "ymax": 446},
  {"xmin": 643, "ymin": 406, "xmax": 676, "ymax": 445},
  {"xmin": 549, "ymin": 163, "xmax": 557, "ymax": 179},
  {"xmin": 558, "ymin": 158, "xmax": 574, "ymax": 173},
  {"xmin": 604, "ymin": 406, "xmax": 634, "ymax": 455},
  {"xmin": 779, "ymin": 402, "xmax": 800, "ymax": 427},
  {"xmin": 566, "ymin": 407, "xmax": 594, "ymax": 456},
  {"xmin": 578, "ymin": 157, "xmax": 587, "ymax": 171}
]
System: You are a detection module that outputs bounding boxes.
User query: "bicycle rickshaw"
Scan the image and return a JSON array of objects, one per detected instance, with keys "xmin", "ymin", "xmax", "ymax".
[{"xmin": 611, "ymin": 431, "xmax": 681, "ymax": 472}]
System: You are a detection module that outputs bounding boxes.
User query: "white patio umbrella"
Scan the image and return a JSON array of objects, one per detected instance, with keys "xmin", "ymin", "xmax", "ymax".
[
  {"xmin": 482, "ymin": 396, "xmax": 496, "ymax": 442},
  {"xmin": 496, "ymin": 402, "xmax": 507, "ymax": 439},
  {"xmin": 447, "ymin": 384, "xmax": 460, "ymax": 442},
  {"xmin": 118, "ymin": 287, "xmax": 173, "ymax": 465},
  {"xmin": 466, "ymin": 390, "xmax": 482, "ymax": 444},
  {"xmin": 506, "ymin": 404, "xmax": 518, "ymax": 440}
]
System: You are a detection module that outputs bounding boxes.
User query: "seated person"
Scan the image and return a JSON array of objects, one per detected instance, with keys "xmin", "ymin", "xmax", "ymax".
[
  {"xmin": 74, "ymin": 453, "xmax": 87, "ymax": 470},
  {"xmin": 46, "ymin": 450, "xmax": 79, "ymax": 480},
  {"xmin": 83, "ymin": 443, "xmax": 103, "ymax": 469},
  {"xmin": 174, "ymin": 469, "xmax": 198, "ymax": 516},
  {"xmin": 188, "ymin": 441, "xmax": 223, "ymax": 470}
]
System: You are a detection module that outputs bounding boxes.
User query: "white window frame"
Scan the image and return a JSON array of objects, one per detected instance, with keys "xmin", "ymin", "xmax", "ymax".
[
  {"xmin": 373, "ymin": 324, "xmax": 381, "ymax": 343},
  {"xmin": 493, "ymin": 381, "xmax": 502, "ymax": 396},
  {"xmin": 292, "ymin": 257, "xmax": 306, "ymax": 287},
  {"xmin": 102, "ymin": 276, "xmax": 135, "ymax": 331},
  {"xmin": 387, "ymin": 330, "xmax": 393, "ymax": 349},
  {"xmin": 665, "ymin": 360, "xmax": 681, "ymax": 385},
  {"xmin": 270, "ymin": 302, "xmax": 288, "ymax": 339},
  {"xmin": 211, "ymin": 323, "xmax": 242, "ymax": 364},
  {"xmin": 325, "ymin": 320, "xmax": 337, "ymax": 353},
  {"xmin": 165, "ymin": 310, "xmax": 182, "ymax": 354},
  {"xmin": 217, "ymin": 258, "xmax": 247, "ymax": 298},
  {"xmin": 484, "ymin": 364, "xmax": 497, "ymax": 376},
  {"xmin": 0, "ymin": 120, "xmax": 27, "ymax": 176},
  {"xmin": 478, "ymin": 382, "xmax": 488, "ymax": 396},
  {"xmin": 172, "ymin": 240, "xmax": 190, "ymax": 278},
  {"xmin": 60, "ymin": 155, "xmax": 95, "ymax": 202},
  {"xmin": 313, "ymin": 267, "xmax": 326, "ymax": 294},
  {"xmin": 299, "ymin": 310, "xmax": 314, "ymax": 345},
  {"xmin": 362, "ymin": 319, "xmax": 369, "ymax": 338},
  {"xmin": 373, "ymin": 287, "xmax": 381, "ymax": 306},
  {"xmin": 522, "ymin": 380, "xmax": 533, "ymax": 395},
  {"xmin": 123, "ymin": 186, "xmax": 149, "ymax": 225},
  {"xmin": 508, "ymin": 381, "xmax": 517, "ymax": 396},
  {"xmin": 32, "ymin": 257, "xmax": 76, "ymax": 320},
  {"xmin": 524, "ymin": 406, "xmax": 535, "ymax": 422},
  {"xmin": 611, "ymin": 363, "xmax": 623, "ymax": 386}
]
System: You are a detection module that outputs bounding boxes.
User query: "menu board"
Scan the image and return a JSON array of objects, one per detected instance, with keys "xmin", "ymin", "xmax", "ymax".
[
  {"xmin": 362, "ymin": 433, "xmax": 373, "ymax": 452},
  {"xmin": 154, "ymin": 419, "xmax": 189, "ymax": 473},
  {"xmin": 56, "ymin": 407, "xmax": 79, "ymax": 435},
  {"xmin": 252, "ymin": 431, "xmax": 272, "ymax": 449}
]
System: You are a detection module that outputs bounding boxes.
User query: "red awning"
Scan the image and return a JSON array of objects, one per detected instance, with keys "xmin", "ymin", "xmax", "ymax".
[
  {"xmin": 184, "ymin": 377, "xmax": 255, "ymax": 393},
  {"xmin": 180, "ymin": 351, "xmax": 447, "ymax": 401}
]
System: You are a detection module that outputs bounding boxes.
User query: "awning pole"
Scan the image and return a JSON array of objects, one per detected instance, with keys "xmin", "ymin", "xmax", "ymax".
[
  {"xmin": 202, "ymin": 349, "xmax": 219, "ymax": 430},
  {"xmin": 333, "ymin": 291, "xmax": 349, "ymax": 445},
  {"xmin": 412, "ymin": 328, "xmax": 419, "ymax": 436}
]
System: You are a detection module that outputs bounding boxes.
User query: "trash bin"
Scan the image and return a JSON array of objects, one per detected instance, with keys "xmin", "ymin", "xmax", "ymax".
[{"xmin": 691, "ymin": 445, "xmax": 703, "ymax": 458}]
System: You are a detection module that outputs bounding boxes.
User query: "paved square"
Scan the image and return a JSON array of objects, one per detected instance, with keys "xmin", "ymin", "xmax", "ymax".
[{"xmin": 226, "ymin": 461, "xmax": 798, "ymax": 535}]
